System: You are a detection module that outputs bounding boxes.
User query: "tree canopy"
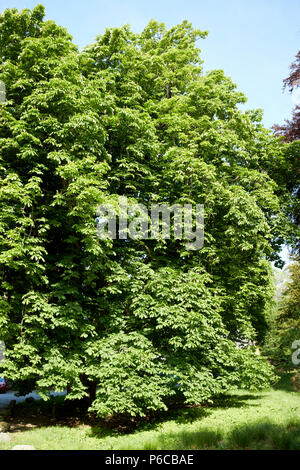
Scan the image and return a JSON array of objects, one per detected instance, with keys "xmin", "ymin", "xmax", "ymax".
[{"xmin": 0, "ymin": 5, "xmax": 295, "ymax": 418}]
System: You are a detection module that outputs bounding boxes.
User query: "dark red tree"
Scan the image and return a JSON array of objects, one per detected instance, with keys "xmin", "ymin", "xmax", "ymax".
[{"xmin": 273, "ymin": 51, "xmax": 300, "ymax": 141}]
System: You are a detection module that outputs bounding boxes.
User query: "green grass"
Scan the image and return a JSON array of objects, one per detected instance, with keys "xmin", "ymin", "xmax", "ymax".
[{"xmin": 0, "ymin": 373, "xmax": 299, "ymax": 450}]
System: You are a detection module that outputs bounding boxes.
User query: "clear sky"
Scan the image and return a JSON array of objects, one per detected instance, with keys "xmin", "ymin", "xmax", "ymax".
[{"xmin": 1, "ymin": 0, "xmax": 297, "ymax": 263}]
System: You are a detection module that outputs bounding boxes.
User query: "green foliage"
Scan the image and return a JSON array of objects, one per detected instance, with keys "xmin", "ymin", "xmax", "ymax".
[
  {"xmin": 263, "ymin": 259, "xmax": 300, "ymax": 368},
  {"xmin": 0, "ymin": 5, "xmax": 293, "ymax": 418}
]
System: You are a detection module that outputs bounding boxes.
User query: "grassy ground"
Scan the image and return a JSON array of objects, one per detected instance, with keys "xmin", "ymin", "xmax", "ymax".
[{"xmin": 0, "ymin": 373, "xmax": 299, "ymax": 450}]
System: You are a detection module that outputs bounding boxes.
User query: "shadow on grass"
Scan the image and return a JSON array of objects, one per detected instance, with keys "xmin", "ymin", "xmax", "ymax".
[
  {"xmin": 210, "ymin": 393, "xmax": 262, "ymax": 409},
  {"xmin": 6, "ymin": 395, "xmax": 104, "ymax": 434},
  {"xmin": 89, "ymin": 392, "xmax": 263, "ymax": 438},
  {"xmin": 88, "ymin": 405, "xmax": 211, "ymax": 439},
  {"xmin": 137, "ymin": 418, "xmax": 300, "ymax": 450},
  {"xmin": 7, "ymin": 388, "xmax": 263, "ymax": 437},
  {"xmin": 7, "ymin": 371, "xmax": 297, "ymax": 441},
  {"xmin": 272, "ymin": 371, "xmax": 297, "ymax": 392}
]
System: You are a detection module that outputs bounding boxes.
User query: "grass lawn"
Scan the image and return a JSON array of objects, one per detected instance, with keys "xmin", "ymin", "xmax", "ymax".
[{"xmin": 0, "ymin": 373, "xmax": 299, "ymax": 450}]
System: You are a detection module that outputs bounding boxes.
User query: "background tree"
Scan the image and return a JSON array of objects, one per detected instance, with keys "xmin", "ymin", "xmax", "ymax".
[
  {"xmin": 263, "ymin": 258, "xmax": 300, "ymax": 369},
  {"xmin": 0, "ymin": 6, "xmax": 293, "ymax": 418},
  {"xmin": 273, "ymin": 51, "xmax": 300, "ymax": 142},
  {"xmin": 273, "ymin": 50, "xmax": 300, "ymax": 255},
  {"xmin": 262, "ymin": 51, "xmax": 300, "ymax": 368}
]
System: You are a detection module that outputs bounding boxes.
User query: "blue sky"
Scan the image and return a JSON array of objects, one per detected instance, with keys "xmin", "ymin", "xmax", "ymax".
[{"xmin": 1, "ymin": 0, "xmax": 297, "ymax": 263}]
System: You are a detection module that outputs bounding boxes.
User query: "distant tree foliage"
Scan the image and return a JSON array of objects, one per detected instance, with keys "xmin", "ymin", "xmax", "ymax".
[
  {"xmin": 0, "ymin": 5, "xmax": 295, "ymax": 418},
  {"xmin": 273, "ymin": 50, "xmax": 300, "ymax": 255},
  {"xmin": 279, "ymin": 259, "xmax": 300, "ymax": 324},
  {"xmin": 263, "ymin": 259, "xmax": 300, "ymax": 368}
]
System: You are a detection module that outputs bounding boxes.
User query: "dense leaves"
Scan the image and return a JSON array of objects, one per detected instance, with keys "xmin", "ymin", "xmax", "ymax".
[
  {"xmin": 0, "ymin": 5, "xmax": 293, "ymax": 417},
  {"xmin": 263, "ymin": 259, "xmax": 300, "ymax": 368}
]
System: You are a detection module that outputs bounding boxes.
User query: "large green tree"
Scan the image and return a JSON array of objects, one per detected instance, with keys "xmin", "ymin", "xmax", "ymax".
[{"xmin": 0, "ymin": 5, "xmax": 292, "ymax": 418}]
